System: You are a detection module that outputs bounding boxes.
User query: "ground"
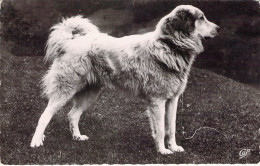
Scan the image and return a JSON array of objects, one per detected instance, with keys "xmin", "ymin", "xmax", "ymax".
[{"xmin": 1, "ymin": 45, "xmax": 260, "ymax": 164}]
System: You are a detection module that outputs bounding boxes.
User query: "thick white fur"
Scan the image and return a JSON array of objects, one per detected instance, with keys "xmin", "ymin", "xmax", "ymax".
[{"xmin": 31, "ymin": 5, "xmax": 219, "ymax": 155}]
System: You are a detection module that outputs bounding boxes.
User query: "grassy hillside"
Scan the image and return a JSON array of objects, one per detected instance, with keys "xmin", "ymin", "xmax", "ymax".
[{"xmin": 1, "ymin": 43, "xmax": 260, "ymax": 164}]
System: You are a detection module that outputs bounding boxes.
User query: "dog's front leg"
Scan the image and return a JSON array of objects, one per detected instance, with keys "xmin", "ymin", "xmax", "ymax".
[
  {"xmin": 165, "ymin": 96, "xmax": 185, "ymax": 152},
  {"xmin": 147, "ymin": 98, "xmax": 173, "ymax": 155}
]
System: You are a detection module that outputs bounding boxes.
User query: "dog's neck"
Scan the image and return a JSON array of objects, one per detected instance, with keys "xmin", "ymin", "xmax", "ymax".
[
  {"xmin": 153, "ymin": 32, "xmax": 204, "ymax": 75},
  {"xmin": 166, "ymin": 32, "xmax": 204, "ymax": 56}
]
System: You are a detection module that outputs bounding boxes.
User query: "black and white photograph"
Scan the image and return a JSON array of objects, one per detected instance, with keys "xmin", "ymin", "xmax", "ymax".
[{"xmin": 0, "ymin": 0, "xmax": 260, "ymax": 164}]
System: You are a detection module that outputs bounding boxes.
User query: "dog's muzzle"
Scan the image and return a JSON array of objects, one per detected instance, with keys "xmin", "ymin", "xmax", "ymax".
[{"xmin": 203, "ymin": 25, "xmax": 220, "ymax": 40}]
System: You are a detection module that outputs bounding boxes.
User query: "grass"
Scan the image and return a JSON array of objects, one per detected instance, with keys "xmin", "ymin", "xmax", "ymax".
[{"xmin": 1, "ymin": 44, "xmax": 260, "ymax": 164}]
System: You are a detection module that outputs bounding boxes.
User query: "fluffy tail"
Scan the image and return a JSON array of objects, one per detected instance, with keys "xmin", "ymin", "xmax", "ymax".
[{"xmin": 45, "ymin": 15, "xmax": 99, "ymax": 62}]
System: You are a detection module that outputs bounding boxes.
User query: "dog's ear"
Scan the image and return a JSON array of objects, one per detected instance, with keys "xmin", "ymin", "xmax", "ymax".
[{"xmin": 162, "ymin": 9, "xmax": 196, "ymax": 36}]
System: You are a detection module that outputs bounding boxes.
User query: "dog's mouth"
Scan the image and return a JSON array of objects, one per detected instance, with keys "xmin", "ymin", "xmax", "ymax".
[
  {"xmin": 198, "ymin": 29, "xmax": 219, "ymax": 40},
  {"xmin": 203, "ymin": 36, "xmax": 212, "ymax": 40},
  {"xmin": 198, "ymin": 34, "xmax": 213, "ymax": 40}
]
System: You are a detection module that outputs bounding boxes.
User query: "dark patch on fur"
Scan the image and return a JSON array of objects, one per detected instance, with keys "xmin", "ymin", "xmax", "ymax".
[
  {"xmin": 108, "ymin": 53, "xmax": 123, "ymax": 71},
  {"xmin": 72, "ymin": 28, "xmax": 82, "ymax": 35},
  {"xmin": 174, "ymin": 9, "xmax": 196, "ymax": 35},
  {"xmin": 157, "ymin": 38, "xmax": 194, "ymax": 73},
  {"xmin": 154, "ymin": 58, "xmax": 178, "ymax": 74},
  {"xmin": 57, "ymin": 47, "xmax": 65, "ymax": 55},
  {"xmin": 182, "ymin": 55, "xmax": 190, "ymax": 66},
  {"xmin": 88, "ymin": 53, "xmax": 115, "ymax": 87},
  {"xmin": 159, "ymin": 38, "xmax": 177, "ymax": 50},
  {"xmin": 158, "ymin": 38, "xmax": 191, "ymax": 60},
  {"xmin": 71, "ymin": 27, "xmax": 85, "ymax": 39},
  {"xmin": 163, "ymin": 9, "xmax": 196, "ymax": 36}
]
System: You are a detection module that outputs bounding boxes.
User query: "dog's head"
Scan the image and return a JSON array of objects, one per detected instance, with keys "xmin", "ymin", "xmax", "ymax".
[{"xmin": 157, "ymin": 5, "xmax": 220, "ymax": 40}]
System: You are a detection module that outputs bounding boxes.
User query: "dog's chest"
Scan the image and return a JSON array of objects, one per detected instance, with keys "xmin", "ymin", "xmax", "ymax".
[
  {"xmin": 162, "ymin": 71, "xmax": 189, "ymax": 97},
  {"xmin": 135, "ymin": 68, "xmax": 189, "ymax": 98}
]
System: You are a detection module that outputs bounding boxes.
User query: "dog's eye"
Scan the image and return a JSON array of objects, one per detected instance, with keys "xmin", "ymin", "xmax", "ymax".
[{"xmin": 199, "ymin": 16, "xmax": 204, "ymax": 21}]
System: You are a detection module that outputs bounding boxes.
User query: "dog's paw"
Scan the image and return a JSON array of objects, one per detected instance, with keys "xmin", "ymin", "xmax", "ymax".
[
  {"xmin": 73, "ymin": 134, "xmax": 89, "ymax": 141},
  {"xmin": 30, "ymin": 134, "xmax": 45, "ymax": 148},
  {"xmin": 168, "ymin": 145, "xmax": 185, "ymax": 152},
  {"xmin": 158, "ymin": 148, "xmax": 174, "ymax": 155}
]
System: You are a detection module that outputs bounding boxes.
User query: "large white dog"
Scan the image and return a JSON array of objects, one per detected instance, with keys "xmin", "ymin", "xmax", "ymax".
[{"xmin": 31, "ymin": 5, "xmax": 219, "ymax": 154}]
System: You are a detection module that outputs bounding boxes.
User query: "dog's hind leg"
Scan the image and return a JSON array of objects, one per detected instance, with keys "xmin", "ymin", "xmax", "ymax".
[
  {"xmin": 147, "ymin": 98, "xmax": 173, "ymax": 155},
  {"xmin": 165, "ymin": 96, "xmax": 184, "ymax": 152},
  {"xmin": 68, "ymin": 86, "xmax": 102, "ymax": 141},
  {"xmin": 30, "ymin": 94, "xmax": 71, "ymax": 148}
]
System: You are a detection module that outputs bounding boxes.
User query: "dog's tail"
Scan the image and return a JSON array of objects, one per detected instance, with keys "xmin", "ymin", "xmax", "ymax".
[{"xmin": 45, "ymin": 15, "xmax": 99, "ymax": 63}]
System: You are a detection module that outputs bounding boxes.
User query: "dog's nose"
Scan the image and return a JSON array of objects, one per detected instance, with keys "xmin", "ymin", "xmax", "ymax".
[{"xmin": 216, "ymin": 26, "xmax": 220, "ymax": 32}]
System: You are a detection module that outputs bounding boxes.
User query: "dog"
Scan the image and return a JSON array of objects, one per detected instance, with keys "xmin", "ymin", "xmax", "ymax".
[{"xmin": 30, "ymin": 5, "xmax": 219, "ymax": 154}]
